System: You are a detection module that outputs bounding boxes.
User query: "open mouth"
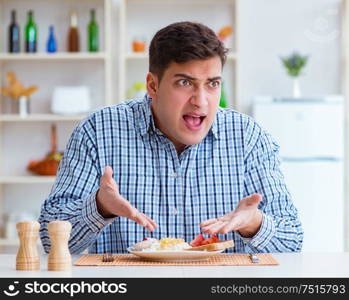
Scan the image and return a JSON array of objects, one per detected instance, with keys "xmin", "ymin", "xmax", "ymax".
[{"xmin": 182, "ymin": 114, "xmax": 206, "ymax": 131}]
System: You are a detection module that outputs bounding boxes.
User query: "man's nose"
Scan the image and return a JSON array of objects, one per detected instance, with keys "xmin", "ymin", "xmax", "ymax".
[{"xmin": 190, "ymin": 87, "xmax": 208, "ymax": 108}]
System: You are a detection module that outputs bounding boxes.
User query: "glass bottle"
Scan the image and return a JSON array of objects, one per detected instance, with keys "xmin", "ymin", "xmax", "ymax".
[
  {"xmin": 68, "ymin": 11, "xmax": 79, "ymax": 52},
  {"xmin": 25, "ymin": 10, "xmax": 37, "ymax": 53},
  {"xmin": 47, "ymin": 25, "xmax": 57, "ymax": 53},
  {"xmin": 8, "ymin": 10, "xmax": 20, "ymax": 53},
  {"xmin": 219, "ymin": 81, "xmax": 228, "ymax": 108},
  {"xmin": 88, "ymin": 9, "xmax": 99, "ymax": 52}
]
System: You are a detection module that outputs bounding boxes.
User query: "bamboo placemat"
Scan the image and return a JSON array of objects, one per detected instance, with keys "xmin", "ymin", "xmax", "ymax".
[{"xmin": 74, "ymin": 254, "xmax": 278, "ymax": 266}]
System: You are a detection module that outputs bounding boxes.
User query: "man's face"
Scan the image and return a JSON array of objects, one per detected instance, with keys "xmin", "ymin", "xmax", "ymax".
[{"xmin": 147, "ymin": 56, "xmax": 222, "ymax": 153}]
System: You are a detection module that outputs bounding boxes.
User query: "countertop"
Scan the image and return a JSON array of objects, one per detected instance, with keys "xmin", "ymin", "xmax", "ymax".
[{"xmin": 0, "ymin": 253, "xmax": 349, "ymax": 278}]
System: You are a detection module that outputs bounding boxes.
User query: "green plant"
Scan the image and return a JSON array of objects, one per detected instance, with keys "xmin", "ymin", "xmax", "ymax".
[{"xmin": 281, "ymin": 52, "xmax": 308, "ymax": 77}]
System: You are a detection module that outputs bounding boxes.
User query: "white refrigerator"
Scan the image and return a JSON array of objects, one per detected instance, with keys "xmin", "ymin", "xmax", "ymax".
[{"xmin": 253, "ymin": 95, "xmax": 345, "ymax": 252}]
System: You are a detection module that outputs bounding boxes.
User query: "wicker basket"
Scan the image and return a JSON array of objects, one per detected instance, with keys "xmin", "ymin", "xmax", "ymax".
[
  {"xmin": 28, "ymin": 157, "xmax": 60, "ymax": 176},
  {"xmin": 27, "ymin": 124, "xmax": 63, "ymax": 176}
]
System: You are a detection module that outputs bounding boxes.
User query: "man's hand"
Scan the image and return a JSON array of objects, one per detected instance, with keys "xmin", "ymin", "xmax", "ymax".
[
  {"xmin": 200, "ymin": 194, "xmax": 263, "ymax": 238},
  {"xmin": 96, "ymin": 166, "xmax": 157, "ymax": 232}
]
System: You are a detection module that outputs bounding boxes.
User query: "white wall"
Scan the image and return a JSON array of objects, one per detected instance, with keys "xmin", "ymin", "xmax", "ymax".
[{"xmin": 238, "ymin": 0, "xmax": 342, "ymax": 114}]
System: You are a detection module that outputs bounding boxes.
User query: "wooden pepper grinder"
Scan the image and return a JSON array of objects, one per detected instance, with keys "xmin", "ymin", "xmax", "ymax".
[
  {"xmin": 47, "ymin": 220, "xmax": 72, "ymax": 271},
  {"xmin": 16, "ymin": 221, "xmax": 40, "ymax": 270}
]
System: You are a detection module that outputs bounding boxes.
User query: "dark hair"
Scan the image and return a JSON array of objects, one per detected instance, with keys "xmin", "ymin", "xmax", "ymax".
[{"xmin": 149, "ymin": 21, "xmax": 228, "ymax": 81}]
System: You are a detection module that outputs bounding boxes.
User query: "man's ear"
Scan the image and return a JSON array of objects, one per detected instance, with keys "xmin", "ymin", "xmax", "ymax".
[{"xmin": 146, "ymin": 72, "xmax": 158, "ymax": 99}]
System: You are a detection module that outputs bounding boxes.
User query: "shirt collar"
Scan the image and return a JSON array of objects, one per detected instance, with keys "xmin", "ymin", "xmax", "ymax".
[
  {"xmin": 137, "ymin": 94, "xmax": 156, "ymax": 136},
  {"xmin": 137, "ymin": 94, "xmax": 219, "ymax": 140},
  {"xmin": 210, "ymin": 113, "xmax": 219, "ymax": 139}
]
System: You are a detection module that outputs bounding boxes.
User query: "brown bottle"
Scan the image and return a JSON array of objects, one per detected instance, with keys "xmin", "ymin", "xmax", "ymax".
[{"xmin": 68, "ymin": 11, "xmax": 79, "ymax": 52}]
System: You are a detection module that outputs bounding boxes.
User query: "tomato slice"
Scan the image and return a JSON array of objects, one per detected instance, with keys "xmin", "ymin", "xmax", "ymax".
[
  {"xmin": 190, "ymin": 233, "xmax": 205, "ymax": 246},
  {"xmin": 205, "ymin": 235, "xmax": 220, "ymax": 244},
  {"xmin": 190, "ymin": 234, "xmax": 220, "ymax": 246}
]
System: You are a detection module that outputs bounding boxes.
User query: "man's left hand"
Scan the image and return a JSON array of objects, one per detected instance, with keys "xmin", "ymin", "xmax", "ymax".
[{"xmin": 200, "ymin": 193, "xmax": 263, "ymax": 238}]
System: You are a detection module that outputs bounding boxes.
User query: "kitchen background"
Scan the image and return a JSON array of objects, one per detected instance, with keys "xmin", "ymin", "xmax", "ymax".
[{"xmin": 0, "ymin": 0, "xmax": 347, "ymax": 253}]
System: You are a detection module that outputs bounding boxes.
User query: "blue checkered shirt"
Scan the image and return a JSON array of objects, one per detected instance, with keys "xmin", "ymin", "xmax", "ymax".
[{"xmin": 39, "ymin": 95, "xmax": 303, "ymax": 254}]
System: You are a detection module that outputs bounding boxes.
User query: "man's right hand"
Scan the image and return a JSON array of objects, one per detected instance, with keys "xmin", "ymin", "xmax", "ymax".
[{"xmin": 96, "ymin": 166, "xmax": 157, "ymax": 232}]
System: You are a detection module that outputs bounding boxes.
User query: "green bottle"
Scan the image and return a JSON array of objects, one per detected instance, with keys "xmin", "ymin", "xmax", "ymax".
[
  {"xmin": 219, "ymin": 81, "xmax": 228, "ymax": 108},
  {"xmin": 25, "ymin": 10, "xmax": 37, "ymax": 53},
  {"xmin": 88, "ymin": 9, "xmax": 99, "ymax": 52}
]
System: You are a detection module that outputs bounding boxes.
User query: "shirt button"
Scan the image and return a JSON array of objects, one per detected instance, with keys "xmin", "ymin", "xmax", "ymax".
[
  {"xmin": 173, "ymin": 208, "xmax": 179, "ymax": 215},
  {"xmin": 172, "ymin": 172, "xmax": 179, "ymax": 178}
]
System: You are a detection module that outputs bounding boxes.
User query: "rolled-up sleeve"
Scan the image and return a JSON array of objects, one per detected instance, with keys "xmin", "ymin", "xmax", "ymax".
[
  {"xmin": 242, "ymin": 118, "xmax": 304, "ymax": 252},
  {"xmin": 38, "ymin": 117, "xmax": 115, "ymax": 254}
]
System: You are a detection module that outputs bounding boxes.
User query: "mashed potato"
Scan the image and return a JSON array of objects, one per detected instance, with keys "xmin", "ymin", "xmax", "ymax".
[{"xmin": 132, "ymin": 237, "xmax": 191, "ymax": 252}]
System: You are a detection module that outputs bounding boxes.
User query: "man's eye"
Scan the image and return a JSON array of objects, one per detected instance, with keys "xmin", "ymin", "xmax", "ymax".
[
  {"xmin": 208, "ymin": 81, "xmax": 220, "ymax": 88},
  {"xmin": 177, "ymin": 79, "xmax": 191, "ymax": 86}
]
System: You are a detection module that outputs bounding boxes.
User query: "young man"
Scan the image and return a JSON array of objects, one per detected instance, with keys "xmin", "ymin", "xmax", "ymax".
[{"xmin": 39, "ymin": 22, "xmax": 303, "ymax": 254}]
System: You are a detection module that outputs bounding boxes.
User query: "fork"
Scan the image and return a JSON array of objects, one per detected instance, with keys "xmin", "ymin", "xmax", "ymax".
[
  {"xmin": 102, "ymin": 253, "xmax": 114, "ymax": 262},
  {"xmin": 249, "ymin": 253, "xmax": 260, "ymax": 263}
]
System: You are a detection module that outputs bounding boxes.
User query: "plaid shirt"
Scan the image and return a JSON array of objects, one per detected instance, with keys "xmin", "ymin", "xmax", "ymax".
[{"xmin": 39, "ymin": 95, "xmax": 303, "ymax": 254}]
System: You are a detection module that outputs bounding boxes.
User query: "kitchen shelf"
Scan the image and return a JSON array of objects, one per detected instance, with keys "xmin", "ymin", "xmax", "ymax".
[
  {"xmin": 0, "ymin": 0, "xmax": 113, "ymax": 247},
  {"xmin": 125, "ymin": 52, "xmax": 148, "ymax": 60},
  {"xmin": 0, "ymin": 238, "xmax": 19, "ymax": 246},
  {"xmin": 0, "ymin": 238, "xmax": 41, "ymax": 246},
  {"xmin": 0, "ymin": 176, "xmax": 56, "ymax": 184},
  {"xmin": 0, "ymin": 114, "xmax": 86, "ymax": 122},
  {"xmin": 0, "ymin": 52, "xmax": 107, "ymax": 61}
]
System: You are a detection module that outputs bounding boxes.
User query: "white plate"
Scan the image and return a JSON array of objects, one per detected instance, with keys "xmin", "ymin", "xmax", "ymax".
[{"xmin": 127, "ymin": 247, "xmax": 224, "ymax": 261}]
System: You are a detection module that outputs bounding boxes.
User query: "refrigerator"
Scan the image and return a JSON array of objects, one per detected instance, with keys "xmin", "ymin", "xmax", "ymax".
[{"xmin": 253, "ymin": 95, "xmax": 345, "ymax": 252}]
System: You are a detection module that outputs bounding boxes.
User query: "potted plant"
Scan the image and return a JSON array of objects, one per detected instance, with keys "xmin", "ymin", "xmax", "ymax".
[
  {"xmin": 0, "ymin": 72, "xmax": 38, "ymax": 116},
  {"xmin": 281, "ymin": 52, "xmax": 308, "ymax": 98}
]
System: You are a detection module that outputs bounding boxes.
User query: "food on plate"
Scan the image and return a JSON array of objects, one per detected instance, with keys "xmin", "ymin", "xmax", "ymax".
[
  {"xmin": 131, "ymin": 237, "xmax": 191, "ymax": 252},
  {"xmin": 132, "ymin": 238, "xmax": 158, "ymax": 251},
  {"xmin": 189, "ymin": 233, "xmax": 220, "ymax": 246},
  {"xmin": 189, "ymin": 233, "xmax": 205, "ymax": 246},
  {"xmin": 186, "ymin": 239, "xmax": 234, "ymax": 251},
  {"xmin": 159, "ymin": 238, "xmax": 191, "ymax": 250},
  {"xmin": 130, "ymin": 234, "xmax": 234, "ymax": 252},
  {"xmin": 187, "ymin": 233, "xmax": 234, "ymax": 251}
]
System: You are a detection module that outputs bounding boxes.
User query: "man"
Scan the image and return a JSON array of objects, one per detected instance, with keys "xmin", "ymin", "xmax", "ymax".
[{"xmin": 39, "ymin": 22, "xmax": 303, "ymax": 254}]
